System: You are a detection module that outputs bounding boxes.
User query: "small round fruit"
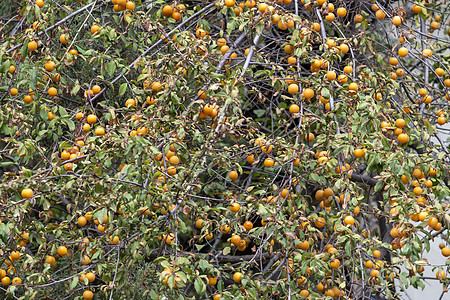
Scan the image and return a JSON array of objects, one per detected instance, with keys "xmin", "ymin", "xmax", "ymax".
[
  {"xmin": 233, "ymin": 272, "xmax": 242, "ymax": 283},
  {"xmin": 344, "ymin": 215, "xmax": 355, "ymax": 225},
  {"xmin": 398, "ymin": 47, "xmax": 408, "ymax": 57},
  {"xmin": 354, "ymin": 148, "xmax": 365, "ymax": 158},
  {"xmin": 48, "ymin": 87, "xmax": 57, "ymax": 96},
  {"xmin": 28, "ymin": 41, "xmax": 38, "ymax": 51},
  {"xmin": 57, "ymin": 246, "xmax": 67, "ymax": 256},
  {"xmin": 288, "ymin": 83, "xmax": 299, "ymax": 94},
  {"xmin": 86, "ymin": 114, "xmax": 97, "ymax": 124},
  {"xmin": 289, "ymin": 104, "xmax": 299, "ymax": 114},
  {"xmin": 21, "ymin": 188, "xmax": 33, "ymax": 198},
  {"xmin": 229, "ymin": 171, "xmax": 238, "ymax": 181},
  {"xmin": 83, "ymin": 290, "xmax": 94, "ymax": 300},
  {"xmin": 78, "ymin": 216, "xmax": 87, "ymax": 226},
  {"xmin": 95, "ymin": 127, "xmax": 105, "ymax": 136},
  {"xmin": 398, "ymin": 133, "xmax": 409, "ymax": 144}
]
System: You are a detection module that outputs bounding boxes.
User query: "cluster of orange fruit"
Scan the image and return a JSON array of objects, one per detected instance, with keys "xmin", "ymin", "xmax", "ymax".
[
  {"xmin": 161, "ymin": 3, "xmax": 186, "ymax": 21},
  {"xmin": 111, "ymin": 0, "xmax": 135, "ymax": 12}
]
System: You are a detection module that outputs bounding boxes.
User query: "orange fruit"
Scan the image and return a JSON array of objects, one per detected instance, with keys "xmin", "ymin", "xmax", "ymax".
[
  {"xmin": 398, "ymin": 47, "xmax": 408, "ymax": 57},
  {"xmin": 289, "ymin": 104, "xmax": 299, "ymax": 113},
  {"xmin": 44, "ymin": 61, "xmax": 55, "ymax": 71},
  {"xmin": 337, "ymin": 7, "xmax": 347, "ymax": 17},
  {"xmin": 10, "ymin": 88, "xmax": 18, "ymax": 96},
  {"xmin": 225, "ymin": 0, "xmax": 235, "ymax": 7},
  {"xmin": 35, "ymin": 0, "xmax": 45, "ymax": 8},
  {"xmin": 60, "ymin": 34, "xmax": 69, "ymax": 44},
  {"xmin": 389, "ymin": 57, "xmax": 398, "ymax": 66},
  {"xmin": 83, "ymin": 290, "xmax": 94, "ymax": 300},
  {"xmin": 92, "ymin": 85, "xmax": 101, "ymax": 94},
  {"xmin": 326, "ymin": 71, "xmax": 336, "ymax": 81},
  {"xmin": 21, "ymin": 188, "xmax": 33, "ymax": 198},
  {"xmin": 229, "ymin": 171, "xmax": 238, "ymax": 181},
  {"xmin": 264, "ymin": 158, "xmax": 274, "ymax": 168},
  {"xmin": 288, "ymin": 83, "xmax": 299, "ymax": 94},
  {"xmin": 303, "ymin": 88, "xmax": 314, "ymax": 99},
  {"xmin": 45, "ymin": 255, "xmax": 56, "ymax": 265},
  {"xmin": 95, "ymin": 127, "xmax": 105, "ymax": 136},
  {"xmin": 325, "ymin": 13, "xmax": 335, "ymax": 22},
  {"xmin": 397, "ymin": 133, "xmax": 409, "ymax": 144},
  {"xmin": 230, "ymin": 202, "xmax": 240, "ymax": 213},
  {"xmin": 48, "ymin": 87, "xmax": 57, "ymax": 96},
  {"xmin": 78, "ymin": 216, "xmax": 87, "ymax": 226},
  {"xmin": 315, "ymin": 217, "xmax": 326, "ymax": 228},
  {"xmin": 375, "ymin": 10, "xmax": 385, "ymax": 19},
  {"xmin": 220, "ymin": 224, "xmax": 230, "ymax": 234},
  {"xmin": 422, "ymin": 48, "xmax": 432, "ymax": 58},
  {"xmin": 126, "ymin": 1, "xmax": 135, "ymax": 10},
  {"xmin": 82, "ymin": 123, "xmax": 91, "ymax": 132},
  {"xmin": 2, "ymin": 277, "xmax": 10, "ymax": 286},
  {"xmin": 28, "ymin": 41, "xmax": 38, "ymax": 51},
  {"xmin": 85, "ymin": 272, "xmax": 95, "ymax": 282},
  {"xmin": 233, "ymin": 272, "xmax": 242, "ymax": 283},
  {"xmin": 441, "ymin": 247, "xmax": 450, "ymax": 257},
  {"xmin": 243, "ymin": 221, "xmax": 253, "ymax": 231},
  {"xmin": 57, "ymin": 246, "xmax": 67, "ymax": 256},
  {"xmin": 330, "ymin": 259, "xmax": 340, "ymax": 269},
  {"xmin": 344, "ymin": 216, "xmax": 355, "ymax": 225},
  {"xmin": 354, "ymin": 14, "xmax": 363, "ymax": 23},
  {"xmin": 231, "ymin": 235, "xmax": 241, "ymax": 246},
  {"xmin": 161, "ymin": 5, "xmax": 173, "ymax": 17},
  {"xmin": 436, "ymin": 270, "xmax": 446, "ymax": 280},
  {"xmin": 411, "ymin": 4, "xmax": 422, "ymax": 13},
  {"xmin": 392, "ymin": 16, "xmax": 402, "ymax": 26}
]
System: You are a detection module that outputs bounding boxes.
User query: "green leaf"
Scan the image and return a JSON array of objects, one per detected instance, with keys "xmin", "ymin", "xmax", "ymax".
[
  {"xmin": 65, "ymin": 119, "xmax": 75, "ymax": 131},
  {"xmin": 222, "ymin": 247, "xmax": 230, "ymax": 255},
  {"xmin": 69, "ymin": 276, "xmax": 78, "ymax": 290},
  {"xmin": 118, "ymin": 83, "xmax": 127, "ymax": 96},
  {"xmin": 20, "ymin": 39, "xmax": 29, "ymax": 59},
  {"xmin": 58, "ymin": 106, "xmax": 69, "ymax": 118},
  {"xmin": 106, "ymin": 61, "xmax": 116, "ymax": 77},
  {"xmin": 71, "ymin": 84, "xmax": 80, "ymax": 96},
  {"xmin": 194, "ymin": 278, "xmax": 206, "ymax": 295},
  {"xmin": 258, "ymin": 203, "xmax": 268, "ymax": 216},
  {"xmin": 253, "ymin": 109, "xmax": 266, "ymax": 118},
  {"xmin": 374, "ymin": 180, "xmax": 383, "ymax": 193}
]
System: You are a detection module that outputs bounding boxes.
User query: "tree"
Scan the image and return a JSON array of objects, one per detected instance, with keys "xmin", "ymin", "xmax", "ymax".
[{"xmin": 0, "ymin": 0, "xmax": 450, "ymax": 299}]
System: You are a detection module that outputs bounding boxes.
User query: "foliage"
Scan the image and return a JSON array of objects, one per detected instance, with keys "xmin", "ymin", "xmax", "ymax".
[{"xmin": 1, "ymin": 0, "xmax": 450, "ymax": 299}]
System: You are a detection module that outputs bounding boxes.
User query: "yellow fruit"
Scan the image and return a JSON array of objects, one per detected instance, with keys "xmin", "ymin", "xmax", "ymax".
[
  {"xmin": 57, "ymin": 246, "xmax": 67, "ymax": 256},
  {"xmin": 229, "ymin": 171, "xmax": 238, "ymax": 181},
  {"xmin": 28, "ymin": 41, "xmax": 38, "ymax": 51},
  {"xmin": 289, "ymin": 104, "xmax": 299, "ymax": 113},
  {"xmin": 398, "ymin": 47, "xmax": 408, "ymax": 57},
  {"xmin": 95, "ymin": 127, "xmax": 105, "ymax": 136},
  {"xmin": 21, "ymin": 188, "xmax": 33, "ymax": 198},
  {"xmin": 78, "ymin": 216, "xmax": 87, "ymax": 226},
  {"xmin": 344, "ymin": 216, "xmax": 355, "ymax": 226},
  {"xmin": 375, "ymin": 10, "xmax": 385, "ymax": 19},
  {"xmin": 422, "ymin": 48, "xmax": 432, "ymax": 58},
  {"xmin": 288, "ymin": 83, "xmax": 299, "ymax": 94},
  {"xmin": 337, "ymin": 7, "xmax": 347, "ymax": 17},
  {"xmin": 83, "ymin": 290, "xmax": 94, "ymax": 300},
  {"xmin": 397, "ymin": 133, "xmax": 409, "ymax": 144},
  {"xmin": 233, "ymin": 272, "xmax": 242, "ymax": 283},
  {"xmin": 392, "ymin": 16, "xmax": 402, "ymax": 26},
  {"xmin": 264, "ymin": 158, "xmax": 274, "ymax": 168}
]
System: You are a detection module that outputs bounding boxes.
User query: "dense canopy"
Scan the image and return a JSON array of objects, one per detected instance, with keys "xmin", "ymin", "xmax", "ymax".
[{"xmin": 1, "ymin": 0, "xmax": 450, "ymax": 299}]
